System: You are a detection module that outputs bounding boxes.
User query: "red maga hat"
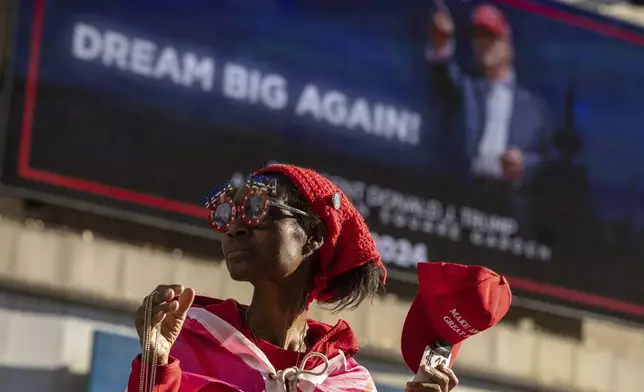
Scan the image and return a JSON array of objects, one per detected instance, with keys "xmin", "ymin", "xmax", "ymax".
[
  {"xmin": 472, "ymin": 3, "xmax": 511, "ymax": 37},
  {"xmin": 401, "ymin": 262, "xmax": 512, "ymax": 373}
]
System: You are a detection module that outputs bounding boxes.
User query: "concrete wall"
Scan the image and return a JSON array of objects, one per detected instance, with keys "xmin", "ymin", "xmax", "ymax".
[{"xmin": 0, "ymin": 216, "xmax": 643, "ymax": 391}]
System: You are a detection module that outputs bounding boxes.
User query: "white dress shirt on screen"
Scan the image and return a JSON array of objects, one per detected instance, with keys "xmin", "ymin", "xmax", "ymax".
[
  {"xmin": 426, "ymin": 43, "xmax": 516, "ymax": 180},
  {"xmin": 471, "ymin": 77, "xmax": 514, "ymax": 179}
]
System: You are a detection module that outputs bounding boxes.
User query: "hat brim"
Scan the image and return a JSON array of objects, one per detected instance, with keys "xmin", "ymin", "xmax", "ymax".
[
  {"xmin": 401, "ymin": 295, "xmax": 462, "ymax": 373},
  {"xmin": 474, "ymin": 22, "xmax": 505, "ymax": 36}
]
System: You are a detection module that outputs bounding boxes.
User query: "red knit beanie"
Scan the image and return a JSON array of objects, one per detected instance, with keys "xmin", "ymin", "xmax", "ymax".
[{"xmin": 255, "ymin": 164, "xmax": 387, "ymax": 303}]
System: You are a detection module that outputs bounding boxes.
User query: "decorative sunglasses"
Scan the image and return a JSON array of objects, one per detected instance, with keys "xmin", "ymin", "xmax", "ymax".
[{"xmin": 205, "ymin": 174, "xmax": 308, "ymax": 233}]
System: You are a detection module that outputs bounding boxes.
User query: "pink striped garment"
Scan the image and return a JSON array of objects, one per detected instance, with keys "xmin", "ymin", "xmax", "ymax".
[{"xmin": 127, "ymin": 298, "xmax": 378, "ymax": 392}]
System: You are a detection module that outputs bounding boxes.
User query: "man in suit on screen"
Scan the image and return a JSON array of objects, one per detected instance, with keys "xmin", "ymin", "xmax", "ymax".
[{"xmin": 427, "ymin": 1, "xmax": 553, "ymax": 224}]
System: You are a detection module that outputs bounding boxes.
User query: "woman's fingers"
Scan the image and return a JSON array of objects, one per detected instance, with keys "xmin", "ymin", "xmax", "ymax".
[
  {"xmin": 147, "ymin": 287, "xmax": 194, "ymax": 327},
  {"xmin": 136, "ymin": 285, "xmax": 185, "ymax": 331},
  {"xmin": 173, "ymin": 287, "xmax": 196, "ymax": 320},
  {"xmin": 405, "ymin": 365, "xmax": 458, "ymax": 392},
  {"xmin": 151, "ymin": 301, "xmax": 180, "ymax": 323},
  {"xmin": 136, "ymin": 300, "xmax": 178, "ymax": 329},
  {"xmin": 438, "ymin": 365, "xmax": 459, "ymax": 389},
  {"xmin": 153, "ymin": 284, "xmax": 184, "ymax": 305},
  {"xmin": 405, "ymin": 382, "xmax": 440, "ymax": 392},
  {"xmin": 421, "ymin": 365, "xmax": 450, "ymax": 390},
  {"xmin": 135, "ymin": 285, "xmax": 190, "ymax": 354}
]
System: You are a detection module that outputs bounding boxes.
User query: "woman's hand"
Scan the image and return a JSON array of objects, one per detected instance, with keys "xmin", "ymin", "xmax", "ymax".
[
  {"xmin": 134, "ymin": 284, "xmax": 196, "ymax": 365},
  {"xmin": 405, "ymin": 365, "xmax": 459, "ymax": 392}
]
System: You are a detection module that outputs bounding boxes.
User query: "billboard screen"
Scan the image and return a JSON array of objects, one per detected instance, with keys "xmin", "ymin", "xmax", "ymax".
[{"xmin": 3, "ymin": 0, "xmax": 644, "ymax": 320}]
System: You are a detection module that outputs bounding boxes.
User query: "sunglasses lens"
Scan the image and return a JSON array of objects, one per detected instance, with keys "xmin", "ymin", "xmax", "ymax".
[
  {"xmin": 243, "ymin": 195, "xmax": 266, "ymax": 222},
  {"xmin": 213, "ymin": 203, "xmax": 233, "ymax": 228}
]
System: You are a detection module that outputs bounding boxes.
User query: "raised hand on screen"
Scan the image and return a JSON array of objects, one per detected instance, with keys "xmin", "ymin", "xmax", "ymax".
[
  {"xmin": 429, "ymin": 0, "xmax": 454, "ymax": 51},
  {"xmin": 134, "ymin": 284, "xmax": 196, "ymax": 365}
]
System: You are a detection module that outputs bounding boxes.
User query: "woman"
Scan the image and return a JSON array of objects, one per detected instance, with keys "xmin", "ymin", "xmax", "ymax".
[{"xmin": 128, "ymin": 164, "xmax": 458, "ymax": 392}]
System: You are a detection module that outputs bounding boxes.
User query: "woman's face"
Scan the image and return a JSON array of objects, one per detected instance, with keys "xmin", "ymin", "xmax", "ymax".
[{"xmin": 220, "ymin": 180, "xmax": 311, "ymax": 284}]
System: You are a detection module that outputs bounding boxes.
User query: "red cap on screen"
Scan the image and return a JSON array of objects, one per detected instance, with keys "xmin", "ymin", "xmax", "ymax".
[
  {"xmin": 472, "ymin": 4, "xmax": 510, "ymax": 37},
  {"xmin": 401, "ymin": 262, "xmax": 512, "ymax": 373}
]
